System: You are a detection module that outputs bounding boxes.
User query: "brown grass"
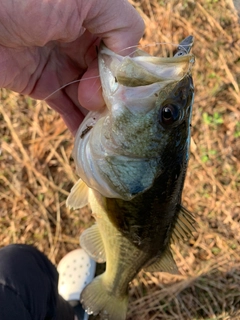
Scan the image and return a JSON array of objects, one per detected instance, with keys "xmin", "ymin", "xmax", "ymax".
[{"xmin": 0, "ymin": 0, "xmax": 240, "ymax": 319}]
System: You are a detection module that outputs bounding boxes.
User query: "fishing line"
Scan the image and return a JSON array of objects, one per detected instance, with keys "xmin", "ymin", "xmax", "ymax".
[
  {"xmin": 43, "ymin": 75, "xmax": 101, "ymax": 102},
  {"xmin": 27, "ymin": 74, "xmax": 102, "ymax": 127},
  {"xmin": 117, "ymin": 41, "xmax": 184, "ymax": 55}
]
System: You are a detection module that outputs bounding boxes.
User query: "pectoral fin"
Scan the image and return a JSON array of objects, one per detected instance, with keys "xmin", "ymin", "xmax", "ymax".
[
  {"xmin": 144, "ymin": 247, "xmax": 179, "ymax": 274},
  {"xmin": 171, "ymin": 206, "xmax": 196, "ymax": 243},
  {"xmin": 80, "ymin": 224, "xmax": 106, "ymax": 263},
  {"xmin": 66, "ymin": 179, "xmax": 89, "ymax": 209}
]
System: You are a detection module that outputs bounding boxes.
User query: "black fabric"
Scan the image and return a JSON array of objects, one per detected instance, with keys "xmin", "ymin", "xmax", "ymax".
[{"xmin": 0, "ymin": 244, "xmax": 75, "ymax": 320}]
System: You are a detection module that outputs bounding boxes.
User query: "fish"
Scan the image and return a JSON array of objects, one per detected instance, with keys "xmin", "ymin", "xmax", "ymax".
[{"xmin": 67, "ymin": 36, "xmax": 196, "ymax": 320}]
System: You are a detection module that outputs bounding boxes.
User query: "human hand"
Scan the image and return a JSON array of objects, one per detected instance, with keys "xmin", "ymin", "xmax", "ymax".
[{"xmin": 0, "ymin": 0, "xmax": 144, "ymax": 135}]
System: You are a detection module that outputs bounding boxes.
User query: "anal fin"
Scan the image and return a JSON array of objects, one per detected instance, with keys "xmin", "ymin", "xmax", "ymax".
[
  {"xmin": 66, "ymin": 179, "xmax": 89, "ymax": 210},
  {"xmin": 144, "ymin": 247, "xmax": 179, "ymax": 274},
  {"xmin": 80, "ymin": 224, "xmax": 106, "ymax": 263}
]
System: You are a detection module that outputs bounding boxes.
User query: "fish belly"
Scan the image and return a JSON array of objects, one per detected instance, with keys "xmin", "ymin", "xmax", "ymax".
[{"xmin": 80, "ymin": 189, "xmax": 149, "ymax": 320}]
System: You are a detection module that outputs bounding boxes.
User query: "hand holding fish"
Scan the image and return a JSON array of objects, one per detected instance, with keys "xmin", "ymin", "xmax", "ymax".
[{"xmin": 0, "ymin": 0, "xmax": 144, "ymax": 134}]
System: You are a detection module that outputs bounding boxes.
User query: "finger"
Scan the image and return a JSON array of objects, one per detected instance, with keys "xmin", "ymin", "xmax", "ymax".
[
  {"xmin": 46, "ymin": 92, "xmax": 85, "ymax": 136},
  {"xmin": 82, "ymin": 0, "xmax": 145, "ymax": 54},
  {"xmin": 63, "ymin": 79, "xmax": 88, "ymax": 116},
  {"xmin": 78, "ymin": 58, "xmax": 105, "ymax": 111}
]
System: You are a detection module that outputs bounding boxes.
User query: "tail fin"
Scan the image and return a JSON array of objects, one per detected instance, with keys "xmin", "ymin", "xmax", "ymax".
[{"xmin": 80, "ymin": 275, "xmax": 128, "ymax": 320}]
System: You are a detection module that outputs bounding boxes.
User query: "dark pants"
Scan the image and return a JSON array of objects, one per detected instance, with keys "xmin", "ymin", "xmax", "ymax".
[{"xmin": 0, "ymin": 244, "xmax": 75, "ymax": 320}]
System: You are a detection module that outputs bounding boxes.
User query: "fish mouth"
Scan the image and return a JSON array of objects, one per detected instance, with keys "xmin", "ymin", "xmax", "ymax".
[{"xmin": 98, "ymin": 36, "xmax": 195, "ymax": 94}]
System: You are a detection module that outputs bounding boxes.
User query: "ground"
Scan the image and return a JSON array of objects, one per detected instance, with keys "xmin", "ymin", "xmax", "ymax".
[{"xmin": 0, "ymin": 0, "xmax": 240, "ymax": 319}]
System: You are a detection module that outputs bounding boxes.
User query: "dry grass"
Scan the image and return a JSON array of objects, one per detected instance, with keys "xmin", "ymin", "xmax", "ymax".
[{"xmin": 0, "ymin": 0, "xmax": 240, "ymax": 319}]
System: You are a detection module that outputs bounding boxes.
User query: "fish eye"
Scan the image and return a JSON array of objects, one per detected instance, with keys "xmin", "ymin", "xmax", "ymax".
[{"xmin": 161, "ymin": 104, "xmax": 179, "ymax": 125}]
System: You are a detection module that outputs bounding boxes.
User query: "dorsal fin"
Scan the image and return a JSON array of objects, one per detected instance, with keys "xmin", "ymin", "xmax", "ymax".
[
  {"xmin": 66, "ymin": 179, "xmax": 89, "ymax": 210},
  {"xmin": 80, "ymin": 224, "xmax": 106, "ymax": 263},
  {"xmin": 144, "ymin": 246, "xmax": 179, "ymax": 274},
  {"xmin": 171, "ymin": 205, "xmax": 196, "ymax": 243}
]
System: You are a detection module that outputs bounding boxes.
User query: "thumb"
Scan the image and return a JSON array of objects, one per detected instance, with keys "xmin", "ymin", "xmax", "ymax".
[
  {"xmin": 78, "ymin": 0, "xmax": 144, "ymax": 111},
  {"xmin": 82, "ymin": 0, "xmax": 145, "ymax": 53}
]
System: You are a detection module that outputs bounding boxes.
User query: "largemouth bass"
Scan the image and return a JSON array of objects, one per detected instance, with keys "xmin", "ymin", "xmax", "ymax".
[{"xmin": 67, "ymin": 36, "xmax": 195, "ymax": 320}]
